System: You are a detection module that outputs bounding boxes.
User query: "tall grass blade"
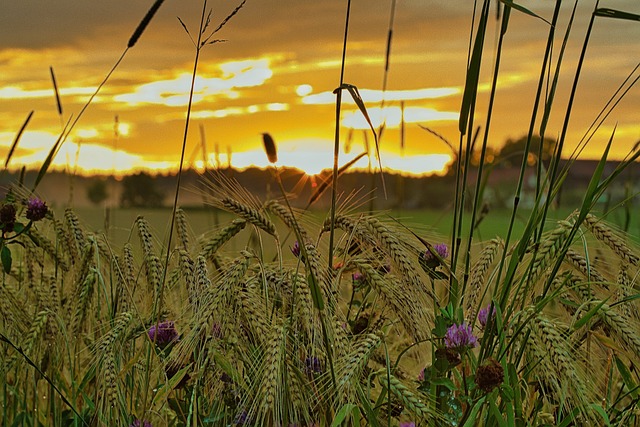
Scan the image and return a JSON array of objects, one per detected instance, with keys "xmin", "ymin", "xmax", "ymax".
[
  {"xmin": 307, "ymin": 151, "xmax": 366, "ymax": 206},
  {"xmin": 4, "ymin": 111, "xmax": 33, "ymax": 169},
  {"xmin": 594, "ymin": 8, "xmax": 640, "ymax": 22},
  {"xmin": 499, "ymin": 0, "xmax": 551, "ymax": 24},
  {"xmin": 49, "ymin": 66, "xmax": 63, "ymax": 116},
  {"xmin": 458, "ymin": 0, "xmax": 489, "ymax": 135},
  {"xmin": 33, "ymin": 118, "xmax": 71, "ymax": 191},
  {"xmin": 337, "ymin": 83, "xmax": 386, "ymax": 196}
]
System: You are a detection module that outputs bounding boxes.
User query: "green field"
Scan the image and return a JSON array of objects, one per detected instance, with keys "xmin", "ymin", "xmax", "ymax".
[{"xmin": 63, "ymin": 203, "xmax": 639, "ymax": 254}]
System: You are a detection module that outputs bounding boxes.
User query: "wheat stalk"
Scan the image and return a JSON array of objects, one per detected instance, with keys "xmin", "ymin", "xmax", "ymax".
[
  {"xmin": 465, "ymin": 237, "xmax": 502, "ymax": 322},
  {"xmin": 175, "ymin": 207, "xmax": 190, "ymax": 251},
  {"xmin": 614, "ymin": 263, "xmax": 637, "ymax": 321},
  {"xmin": 101, "ymin": 349, "xmax": 118, "ymax": 408},
  {"xmin": 29, "ymin": 225, "xmax": 69, "ymax": 271},
  {"xmin": 64, "ymin": 207, "xmax": 86, "ymax": 253},
  {"xmin": 136, "ymin": 216, "xmax": 156, "ymax": 258},
  {"xmin": 97, "ymin": 312, "xmax": 132, "ymax": 353},
  {"xmin": 220, "ymin": 197, "xmax": 278, "ymax": 238},
  {"xmin": 265, "ymin": 199, "xmax": 310, "ymax": 243},
  {"xmin": 583, "ymin": 214, "xmax": 639, "ymax": 266},
  {"xmin": 258, "ymin": 323, "xmax": 285, "ymax": 415},
  {"xmin": 199, "ymin": 218, "xmax": 246, "ymax": 262},
  {"xmin": 351, "ymin": 259, "xmax": 431, "ymax": 341},
  {"xmin": 238, "ymin": 279, "xmax": 270, "ymax": 345},
  {"xmin": 529, "ymin": 220, "xmax": 573, "ymax": 284},
  {"xmin": 527, "ymin": 309, "xmax": 593, "ymax": 414},
  {"xmin": 363, "ymin": 216, "xmax": 438, "ymax": 302},
  {"xmin": 563, "ymin": 248, "xmax": 607, "ymax": 286},
  {"xmin": 378, "ymin": 373, "xmax": 433, "ymax": 418},
  {"xmin": 337, "ymin": 332, "xmax": 381, "ymax": 390},
  {"xmin": 71, "ymin": 269, "xmax": 96, "ymax": 334}
]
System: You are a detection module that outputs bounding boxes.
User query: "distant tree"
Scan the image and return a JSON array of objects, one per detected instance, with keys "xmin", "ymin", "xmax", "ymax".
[
  {"xmin": 120, "ymin": 172, "xmax": 164, "ymax": 208},
  {"xmin": 498, "ymin": 134, "xmax": 557, "ymax": 167},
  {"xmin": 86, "ymin": 179, "xmax": 108, "ymax": 205}
]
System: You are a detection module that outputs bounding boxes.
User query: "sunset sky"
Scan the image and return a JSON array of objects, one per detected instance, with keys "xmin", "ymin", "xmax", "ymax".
[{"xmin": 1, "ymin": 0, "xmax": 639, "ymax": 176}]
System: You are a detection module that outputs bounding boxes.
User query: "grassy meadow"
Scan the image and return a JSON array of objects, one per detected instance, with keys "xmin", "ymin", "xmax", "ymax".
[{"xmin": 3, "ymin": 1, "xmax": 640, "ymax": 427}]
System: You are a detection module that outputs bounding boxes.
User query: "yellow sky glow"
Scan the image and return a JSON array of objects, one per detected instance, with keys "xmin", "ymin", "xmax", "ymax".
[{"xmin": 1, "ymin": 1, "xmax": 639, "ymax": 178}]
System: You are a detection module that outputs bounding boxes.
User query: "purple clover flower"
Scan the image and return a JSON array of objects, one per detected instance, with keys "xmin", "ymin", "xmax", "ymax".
[
  {"xmin": 26, "ymin": 197, "xmax": 48, "ymax": 221},
  {"xmin": 211, "ymin": 322, "xmax": 223, "ymax": 339},
  {"xmin": 444, "ymin": 323, "xmax": 477, "ymax": 350},
  {"xmin": 424, "ymin": 243, "xmax": 449, "ymax": 261},
  {"xmin": 129, "ymin": 420, "xmax": 152, "ymax": 427},
  {"xmin": 421, "ymin": 243, "xmax": 449, "ymax": 272},
  {"xmin": 477, "ymin": 304, "xmax": 497, "ymax": 328},
  {"xmin": 148, "ymin": 321, "xmax": 179, "ymax": 348},
  {"xmin": 399, "ymin": 423, "xmax": 416, "ymax": 427},
  {"xmin": 291, "ymin": 241, "xmax": 300, "ymax": 257},
  {"xmin": 352, "ymin": 272, "xmax": 365, "ymax": 288},
  {"xmin": 304, "ymin": 356, "xmax": 323, "ymax": 375},
  {"xmin": 234, "ymin": 409, "xmax": 249, "ymax": 425}
]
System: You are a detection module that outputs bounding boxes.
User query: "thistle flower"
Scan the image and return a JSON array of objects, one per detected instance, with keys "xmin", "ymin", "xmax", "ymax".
[
  {"xmin": 129, "ymin": 420, "xmax": 152, "ymax": 427},
  {"xmin": 417, "ymin": 367, "xmax": 425, "ymax": 381},
  {"xmin": 399, "ymin": 422, "xmax": 416, "ymax": 427},
  {"xmin": 291, "ymin": 241, "xmax": 300, "ymax": 257},
  {"xmin": 0, "ymin": 204, "xmax": 16, "ymax": 232},
  {"xmin": 444, "ymin": 323, "xmax": 477, "ymax": 350},
  {"xmin": 26, "ymin": 197, "xmax": 48, "ymax": 221},
  {"xmin": 475, "ymin": 358, "xmax": 504, "ymax": 393},
  {"xmin": 477, "ymin": 303, "xmax": 497, "ymax": 328},
  {"xmin": 148, "ymin": 321, "xmax": 179, "ymax": 348}
]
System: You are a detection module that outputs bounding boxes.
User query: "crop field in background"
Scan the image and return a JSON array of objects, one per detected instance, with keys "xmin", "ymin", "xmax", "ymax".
[{"xmin": 62, "ymin": 204, "xmax": 640, "ymax": 254}]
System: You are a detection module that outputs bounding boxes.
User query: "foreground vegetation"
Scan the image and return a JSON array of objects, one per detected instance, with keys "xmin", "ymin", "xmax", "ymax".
[{"xmin": 2, "ymin": 0, "xmax": 640, "ymax": 426}]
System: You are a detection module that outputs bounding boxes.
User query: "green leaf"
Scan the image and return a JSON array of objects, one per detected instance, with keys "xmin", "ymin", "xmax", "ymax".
[
  {"xmin": 331, "ymin": 403, "xmax": 358, "ymax": 427},
  {"xmin": 594, "ymin": 8, "xmax": 640, "ymax": 22},
  {"xmin": 615, "ymin": 356, "xmax": 639, "ymax": 399},
  {"xmin": 572, "ymin": 300, "xmax": 607, "ymax": 330},
  {"xmin": 431, "ymin": 377, "xmax": 456, "ymax": 391},
  {"xmin": 489, "ymin": 397, "xmax": 508, "ymax": 427},
  {"xmin": 557, "ymin": 407, "xmax": 581, "ymax": 427},
  {"xmin": 213, "ymin": 352, "xmax": 242, "ymax": 386},
  {"xmin": 1, "ymin": 245, "xmax": 12, "ymax": 274},
  {"xmin": 152, "ymin": 364, "xmax": 192, "ymax": 407},
  {"xmin": 459, "ymin": 3, "xmax": 489, "ymax": 135},
  {"xmin": 307, "ymin": 272, "xmax": 325, "ymax": 311},
  {"xmin": 588, "ymin": 404, "xmax": 611, "ymax": 425},
  {"xmin": 462, "ymin": 396, "xmax": 486, "ymax": 427}
]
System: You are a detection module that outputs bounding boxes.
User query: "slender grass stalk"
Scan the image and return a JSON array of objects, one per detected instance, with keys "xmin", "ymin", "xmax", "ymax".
[
  {"xmin": 142, "ymin": 0, "xmax": 246, "ymax": 416},
  {"xmin": 450, "ymin": 0, "xmax": 490, "ymax": 307},
  {"xmin": 538, "ymin": 0, "xmax": 599, "ymax": 240},
  {"xmin": 328, "ymin": 0, "xmax": 352, "ymax": 271},
  {"xmin": 488, "ymin": 0, "xmax": 563, "ymax": 324},
  {"xmin": 460, "ymin": 6, "xmax": 511, "ymax": 308}
]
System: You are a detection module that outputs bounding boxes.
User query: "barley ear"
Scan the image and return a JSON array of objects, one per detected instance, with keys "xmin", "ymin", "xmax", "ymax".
[{"xmin": 583, "ymin": 214, "xmax": 639, "ymax": 266}]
